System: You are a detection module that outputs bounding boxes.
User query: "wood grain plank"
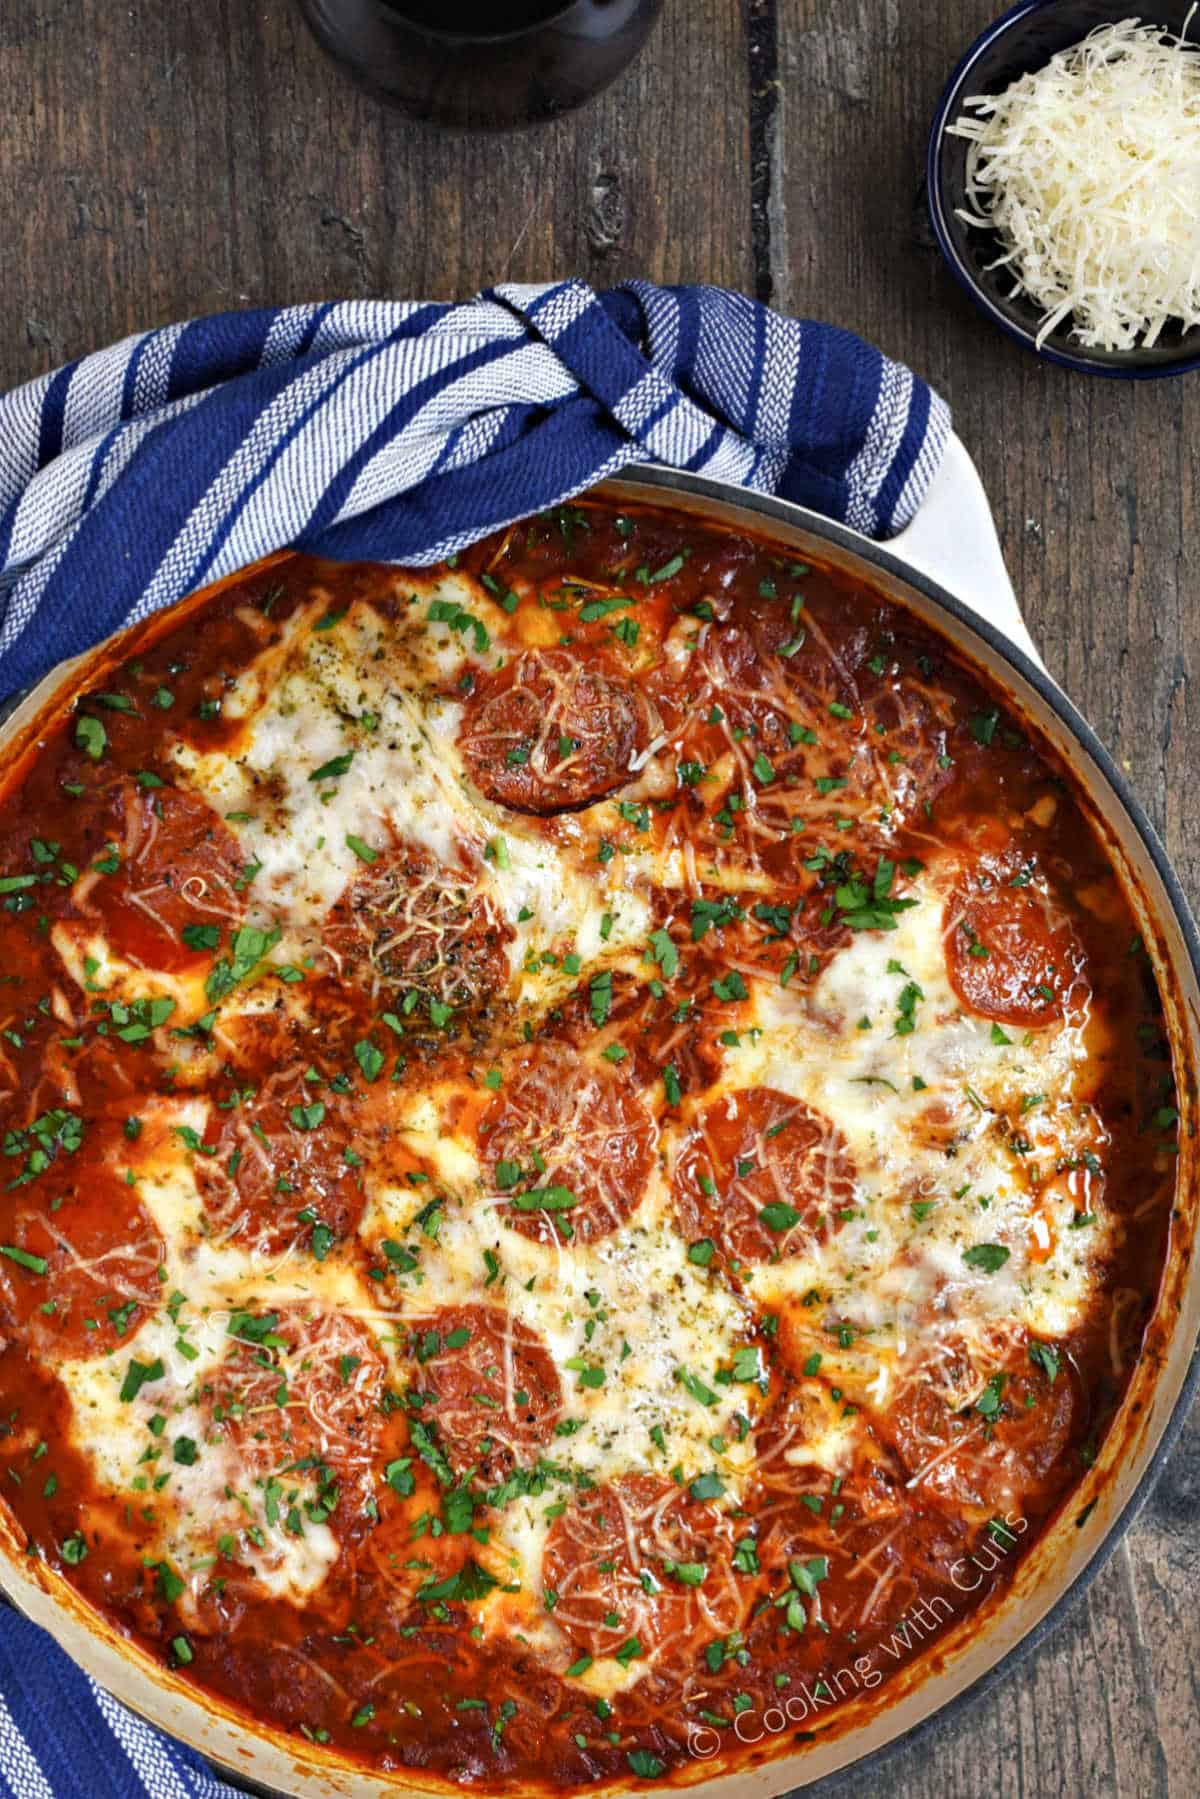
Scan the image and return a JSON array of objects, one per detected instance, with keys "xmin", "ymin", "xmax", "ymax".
[
  {"xmin": 0, "ymin": 0, "xmax": 753, "ymax": 391},
  {"xmin": 770, "ymin": 3, "xmax": 1200, "ymax": 1794},
  {"xmin": 4, "ymin": 4, "xmax": 1200, "ymax": 1795},
  {"xmin": 1124, "ymin": 1403, "xmax": 1200, "ymax": 1799},
  {"xmin": 822, "ymin": 1544, "xmax": 1168, "ymax": 1799}
]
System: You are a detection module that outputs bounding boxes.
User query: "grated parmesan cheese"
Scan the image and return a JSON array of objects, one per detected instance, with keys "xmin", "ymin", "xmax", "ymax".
[{"xmin": 950, "ymin": 16, "xmax": 1200, "ymax": 350}]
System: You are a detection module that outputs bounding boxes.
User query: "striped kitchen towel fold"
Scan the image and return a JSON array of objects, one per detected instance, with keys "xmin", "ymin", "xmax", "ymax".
[
  {"xmin": 0, "ymin": 279, "xmax": 949, "ymax": 703},
  {"xmin": 0, "ymin": 1608, "xmax": 238, "ymax": 1797}
]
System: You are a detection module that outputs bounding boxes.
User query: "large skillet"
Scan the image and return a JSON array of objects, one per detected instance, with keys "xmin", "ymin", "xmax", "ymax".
[{"xmin": 0, "ymin": 448, "xmax": 1196, "ymax": 1798}]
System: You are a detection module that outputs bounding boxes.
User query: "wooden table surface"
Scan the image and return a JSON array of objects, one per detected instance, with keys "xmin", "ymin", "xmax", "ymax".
[{"xmin": 3, "ymin": 2, "xmax": 1199, "ymax": 1794}]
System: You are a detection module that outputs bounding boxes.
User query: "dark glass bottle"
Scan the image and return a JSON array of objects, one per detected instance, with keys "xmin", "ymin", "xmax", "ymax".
[{"xmin": 297, "ymin": 0, "xmax": 664, "ymax": 129}]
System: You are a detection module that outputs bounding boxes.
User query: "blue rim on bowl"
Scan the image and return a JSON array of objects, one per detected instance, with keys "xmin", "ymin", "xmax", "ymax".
[{"xmin": 927, "ymin": 0, "xmax": 1200, "ymax": 378}]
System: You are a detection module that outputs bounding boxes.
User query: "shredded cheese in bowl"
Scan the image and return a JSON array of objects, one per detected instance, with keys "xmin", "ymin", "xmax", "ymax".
[{"xmin": 949, "ymin": 16, "xmax": 1200, "ymax": 351}]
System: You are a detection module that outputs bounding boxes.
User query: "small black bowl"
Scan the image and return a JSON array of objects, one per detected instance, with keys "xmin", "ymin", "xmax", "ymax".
[{"xmin": 928, "ymin": 0, "xmax": 1200, "ymax": 376}]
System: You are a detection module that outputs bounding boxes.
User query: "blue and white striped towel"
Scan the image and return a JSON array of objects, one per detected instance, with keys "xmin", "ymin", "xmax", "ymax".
[
  {"xmin": 0, "ymin": 278, "xmax": 949, "ymax": 1796},
  {"xmin": 0, "ymin": 1611, "xmax": 236, "ymax": 1797},
  {"xmin": 0, "ymin": 279, "xmax": 949, "ymax": 703}
]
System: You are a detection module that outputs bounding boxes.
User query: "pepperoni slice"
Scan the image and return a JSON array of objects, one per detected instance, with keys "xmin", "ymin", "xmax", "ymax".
[
  {"xmin": 748, "ymin": 1479, "xmax": 966, "ymax": 1637},
  {"xmin": 944, "ymin": 865, "xmax": 1087, "ymax": 1027},
  {"xmin": 402, "ymin": 1303, "xmax": 562, "ymax": 1487},
  {"xmin": 458, "ymin": 649, "xmax": 655, "ymax": 813},
  {"xmin": 478, "ymin": 1046, "xmax": 655, "ymax": 1245},
  {"xmin": 209, "ymin": 1307, "xmax": 386, "ymax": 1522},
  {"xmin": 0, "ymin": 1166, "xmax": 163, "ymax": 1359},
  {"xmin": 193, "ymin": 1068, "xmax": 365, "ymax": 1255},
  {"xmin": 748, "ymin": 1381, "xmax": 974, "ymax": 1636},
  {"xmin": 670, "ymin": 615, "xmax": 957, "ymax": 881},
  {"xmin": 323, "ymin": 839, "xmax": 512, "ymax": 1011},
  {"xmin": 83, "ymin": 781, "xmax": 246, "ymax": 971},
  {"xmin": 543, "ymin": 1474, "xmax": 748, "ymax": 1662},
  {"xmin": 544, "ymin": 967, "xmax": 723, "ymax": 1098},
  {"xmin": 875, "ymin": 1338, "xmax": 1079, "ymax": 1516},
  {"xmin": 673, "ymin": 1087, "xmax": 855, "ymax": 1267}
]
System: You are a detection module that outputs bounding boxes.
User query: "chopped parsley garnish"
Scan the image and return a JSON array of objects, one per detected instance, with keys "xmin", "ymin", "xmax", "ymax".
[
  {"xmin": 509, "ymin": 1186, "xmax": 578, "ymax": 1213},
  {"xmin": 354, "ymin": 1039, "xmax": 385, "ymax": 1083},
  {"xmin": 833, "ymin": 856, "xmax": 918, "ymax": 931},
  {"xmin": 690, "ymin": 896, "xmax": 744, "ymax": 942},
  {"xmin": 309, "ymin": 752, "xmax": 354, "ymax": 782},
  {"xmin": 74, "ymin": 716, "xmax": 106, "ymax": 760},
  {"xmin": 893, "ymin": 974, "xmax": 923, "ymax": 1036},
  {"xmin": 181, "ymin": 923, "xmax": 221, "ymax": 952},
  {"xmin": 204, "ymin": 923, "xmax": 282, "ymax": 1005},
  {"xmin": 676, "ymin": 1367, "xmax": 718, "ymax": 1407},
  {"xmin": 416, "ymin": 1561, "xmax": 499, "ymax": 1605},
  {"xmin": 427, "ymin": 598, "xmax": 489, "ymax": 653},
  {"xmin": 589, "ymin": 969, "xmax": 613, "ymax": 1026},
  {"xmin": 0, "ymin": 1244, "xmax": 48, "ymax": 1275},
  {"xmin": 119, "ymin": 1357, "xmax": 165, "ymax": 1403},
  {"xmin": 579, "ymin": 595, "xmax": 633, "ymax": 622},
  {"xmin": 712, "ymin": 969, "xmax": 748, "ymax": 1003},
  {"xmin": 962, "ymin": 1243, "xmax": 1011, "ymax": 1274},
  {"xmin": 975, "ymin": 1372, "xmax": 1007, "ymax": 1420},
  {"xmin": 647, "ymin": 928, "xmax": 678, "ymax": 979}
]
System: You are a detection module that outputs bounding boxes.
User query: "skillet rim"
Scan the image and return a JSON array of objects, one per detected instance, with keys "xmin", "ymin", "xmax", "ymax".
[{"xmin": 0, "ymin": 463, "xmax": 1197, "ymax": 1796}]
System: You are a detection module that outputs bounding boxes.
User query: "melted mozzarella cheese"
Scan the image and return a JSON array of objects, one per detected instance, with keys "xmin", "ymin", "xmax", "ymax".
[
  {"xmin": 56, "ymin": 1313, "xmax": 341, "ymax": 1608},
  {"xmin": 377, "ymin": 1168, "xmax": 763, "ymax": 1460},
  {"xmin": 705, "ymin": 867, "xmax": 1113, "ymax": 1403},
  {"xmin": 50, "ymin": 921, "xmax": 208, "ymax": 1026},
  {"xmin": 163, "ymin": 590, "xmax": 650, "ymax": 1012},
  {"xmin": 174, "ymin": 603, "xmax": 486, "ymax": 927},
  {"xmin": 49, "ymin": 1104, "xmax": 403, "ymax": 1611},
  {"xmin": 369, "ymin": 1155, "xmax": 764, "ymax": 1680}
]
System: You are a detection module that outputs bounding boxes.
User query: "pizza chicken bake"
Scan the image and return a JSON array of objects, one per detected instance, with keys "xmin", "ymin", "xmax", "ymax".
[{"xmin": 0, "ymin": 501, "xmax": 1178, "ymax": 1789}]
